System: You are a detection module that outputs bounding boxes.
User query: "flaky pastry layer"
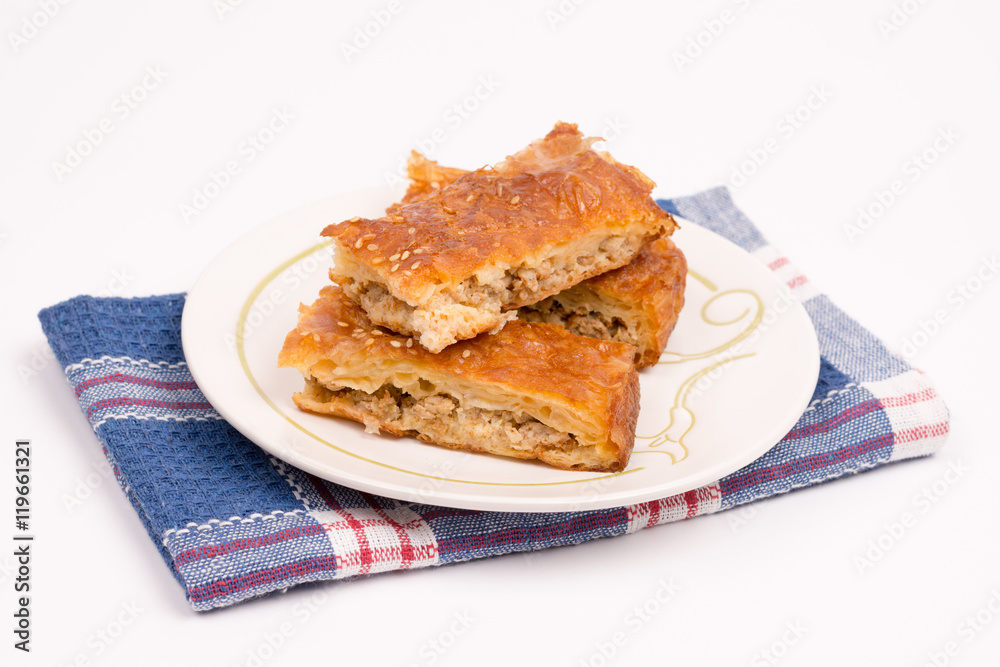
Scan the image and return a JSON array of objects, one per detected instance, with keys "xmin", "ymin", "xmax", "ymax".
[
  {"xmin": 294, "ymin": 380, "xmax": 612, "ymax": 471},
  {"xmin": 324, "ymin": 122, "xmax": 674, "ymax": 351},
  {"xmin": 520, "ymin": 238, "xmax": 687, "ymax": 368},
  {"xmin": 278, "ymin": 285, "xmax": 640, "ymax": 472},
  {"xmin": 398, "ymin": 154, "xmax": 688, "ymax": 367}
]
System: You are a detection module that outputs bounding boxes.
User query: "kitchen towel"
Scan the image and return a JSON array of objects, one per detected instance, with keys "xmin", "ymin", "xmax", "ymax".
[{"xmin": 38, "ymin": 186, "xmax": 950, "ymax": 611}]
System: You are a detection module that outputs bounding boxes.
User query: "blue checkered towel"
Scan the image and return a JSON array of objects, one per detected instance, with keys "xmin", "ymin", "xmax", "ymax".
[{"xmin": 38, "ymin": 187, "xmax": 949, "ymax": 611}]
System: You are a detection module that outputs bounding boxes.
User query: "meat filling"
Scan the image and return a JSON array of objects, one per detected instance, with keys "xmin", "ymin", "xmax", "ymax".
[
  {"xmin": 338, "ymin": 232, "xmax": 648, "ymax": 351},
  {"xmin": 326, "ymin": 384, "xmax": 579, "ymax": 454},
  {"xmin": 519, "ymin": 300, "xmax": 638, "ymax": 347}
]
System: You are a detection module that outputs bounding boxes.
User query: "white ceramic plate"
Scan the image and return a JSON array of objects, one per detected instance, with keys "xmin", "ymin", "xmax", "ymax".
[{"xmin": 183, "ymin": 188, "xmax": 819, "ymax": 512}]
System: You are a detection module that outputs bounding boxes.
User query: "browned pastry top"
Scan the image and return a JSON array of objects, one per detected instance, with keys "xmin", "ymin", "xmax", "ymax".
[
  {"xmin": 279, "ymin": 284, "xmax": 637, "ymax": 412},
  {"xmin": 322, "ymin": 122, "xmax": 675, "ymax": 299},
  {"xmin": 587, "ymin": 236, "xmax": 685, "ymax": 301}
]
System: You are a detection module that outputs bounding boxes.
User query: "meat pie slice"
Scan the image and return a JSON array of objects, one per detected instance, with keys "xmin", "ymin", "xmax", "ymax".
[
  {"xmin": 518, "ymin": 237, "xmax": 686, "ymax": 369},
  {"xmin": 323, "ymin": 122, "xmax": 675, "ymax": 353},
  {"xmin": 278, "ymin": 285, "xmax": 640, "ymax": 472},
  {"xmin": 397, "ymin": 153, "xmax": 687, "ymax": 369}
]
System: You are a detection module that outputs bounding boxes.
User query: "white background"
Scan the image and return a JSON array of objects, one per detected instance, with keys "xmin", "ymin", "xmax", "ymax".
[{"xmin": 2, "ymin": 1, "xmax": 999, "ymax": 665}]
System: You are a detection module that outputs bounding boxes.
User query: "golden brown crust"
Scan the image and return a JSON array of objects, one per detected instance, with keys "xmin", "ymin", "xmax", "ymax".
[
  {"xmin": 278, "ymin": 284, "xmax": 639, "ymax": 472},
  {"xmin": 279, "ymin": 284, "xmax": 637, "ymax": 414},
  {"xmin": 398, "ymin": 155, "xmax": 687, "ymax": 368},
  {"xmin": 387, "ymin": 151, "xmax": 469, "ymax": 212},
  {"xmin": 583, "ymin": 237, "xmax": 687, "ymax": 368},
  {"xmin": 607, "ymin": 370, "xmax": 641, "ymax": 462},
  {"xmin": 323, "ymin": 122, "xmax": 675, "ymax": 303}
]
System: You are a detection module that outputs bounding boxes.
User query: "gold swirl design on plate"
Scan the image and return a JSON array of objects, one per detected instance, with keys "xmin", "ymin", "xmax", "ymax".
[{"xmin": 634, "ymin": 269, "xmax": 763, "ymax": 464}]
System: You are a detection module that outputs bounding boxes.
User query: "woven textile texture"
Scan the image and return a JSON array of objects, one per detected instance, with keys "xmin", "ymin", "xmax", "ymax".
[{"xmin": 38, "ymin": 186, "xmax": 950, "ymax": 611}]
